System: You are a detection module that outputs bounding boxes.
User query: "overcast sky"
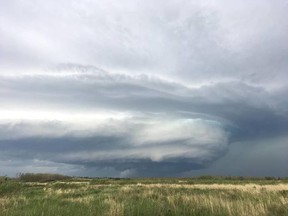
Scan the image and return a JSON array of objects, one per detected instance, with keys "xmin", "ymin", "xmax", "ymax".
[{"xmin": 0, "ymin": 0, "xmax": 288, "ymax": 177}]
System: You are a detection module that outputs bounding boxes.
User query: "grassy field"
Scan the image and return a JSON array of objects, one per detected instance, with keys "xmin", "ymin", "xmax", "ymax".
[{"xmin": 1, "ymin": 175, "xmax": 288, "ymax": 216}]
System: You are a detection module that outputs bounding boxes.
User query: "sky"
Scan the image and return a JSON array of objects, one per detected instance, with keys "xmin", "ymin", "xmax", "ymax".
[{"xmin": 0, "ymin": 0, "xmax": 288, "ymax": 177}]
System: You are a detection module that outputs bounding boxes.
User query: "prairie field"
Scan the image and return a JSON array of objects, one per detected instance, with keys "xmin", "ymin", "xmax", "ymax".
[{"xmin": 0, "ymin": 175, "xmax": 288, "ymax": 216}]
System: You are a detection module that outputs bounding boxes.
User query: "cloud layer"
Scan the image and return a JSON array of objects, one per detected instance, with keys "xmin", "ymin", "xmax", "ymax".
[
  {"xmin": 1, "ymin": 0, "xmax": 288, "ymax": 176},
  {"xmin": 1, "ymin": 65, "xmax": 287, "ymax": 176}
]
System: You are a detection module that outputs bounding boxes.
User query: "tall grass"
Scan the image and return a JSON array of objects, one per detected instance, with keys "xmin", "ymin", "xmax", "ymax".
[{"xmin": 0, "ymin": 177, "xmax": 287, "ymax": 216}]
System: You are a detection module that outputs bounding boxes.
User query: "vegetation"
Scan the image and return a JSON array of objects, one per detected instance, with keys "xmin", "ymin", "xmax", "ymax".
[
  {"xmin": 0, "ymin": 174, "xmax": 287, "ymax": 215},
  {"xmin": 89, "ymin": 176, "xmax": 288, "ymax": 186},
  {"xmin": 17, "ymin": 173, "xmax": 71, "ymax": 182}
]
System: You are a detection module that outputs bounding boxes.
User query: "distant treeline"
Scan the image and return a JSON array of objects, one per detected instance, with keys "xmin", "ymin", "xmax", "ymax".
[{"xmin": 16, "ymin": 173, "xmax": 71, "ymax": 182}]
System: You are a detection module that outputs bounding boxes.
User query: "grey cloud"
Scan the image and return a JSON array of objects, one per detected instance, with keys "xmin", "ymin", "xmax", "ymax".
[
  {"xmin": 1, "ymin": 0, "xmax": 288, "ymax": 177},
  {"xmin": 0, "ymin": 157, "xmax": 83, "ymax": 177},
  {"xmin": 3, "ymin": 0, "xmax": 287, "ymax": 85},
  {"xmin": 0, "ymin": 117, "xmax": 229, "ymax": 176},
  {"xmin": 184, "ymin": 136, "xmax": 288, "ymax": 178},
  {"xmin": 0, "ymin": 65, "xmax": 287, "ymax": 176},
  {"xmin": 1, "ymin": 65, "xmax": 287, "ymax": 141},
  {"xmin": 1, "ymin": 0, "xmax": 287, "ymax": 86}
]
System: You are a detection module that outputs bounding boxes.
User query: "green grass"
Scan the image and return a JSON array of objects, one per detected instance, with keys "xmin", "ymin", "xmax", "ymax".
[
  {"xmin": 0, "ymin": 176, "xmax": 288, "ymax": 216},
  {"xmin": 89, "ymin": 176, "xmax": 288, "ymax": 186}
]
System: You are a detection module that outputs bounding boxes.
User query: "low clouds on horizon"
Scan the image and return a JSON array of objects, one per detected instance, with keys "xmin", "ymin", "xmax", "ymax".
[{"xmin": 0, "ymin": 0, "xmax": 288, "ymax": 177}]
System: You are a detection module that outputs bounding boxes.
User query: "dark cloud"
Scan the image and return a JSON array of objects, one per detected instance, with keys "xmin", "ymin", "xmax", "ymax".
[
  {"xmin": 0, "ymin": 116, "xmax": 229, "ymax": 176},
  {"xmin": 0, "ymin": 67, "xmax": 287, "ymax": 176}
]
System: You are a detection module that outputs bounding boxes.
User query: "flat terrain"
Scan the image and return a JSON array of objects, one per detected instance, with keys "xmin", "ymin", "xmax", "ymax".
[{"xmin": 1, "ymin": 176, "xmax": 288, "ymax": 216}]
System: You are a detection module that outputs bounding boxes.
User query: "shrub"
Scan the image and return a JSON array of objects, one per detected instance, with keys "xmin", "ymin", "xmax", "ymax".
[{"xmin": 0, "ymin": 180, "xmax": 23, "ymax": 196}]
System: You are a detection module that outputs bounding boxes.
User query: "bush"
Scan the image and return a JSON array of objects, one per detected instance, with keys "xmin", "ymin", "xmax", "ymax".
[
  {"xmin": 0, "ymin": 176, "xmax": 9, "ymax": 183},
  {"xmin": 0, "ymin": 180, "xmax": 23, "ymax": 196}
]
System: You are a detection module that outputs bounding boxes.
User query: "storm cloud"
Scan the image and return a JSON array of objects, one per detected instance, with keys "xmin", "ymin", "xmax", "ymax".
[{"xmin": 0, "ymin": 0, "xmax": 288, "ymax": 177}]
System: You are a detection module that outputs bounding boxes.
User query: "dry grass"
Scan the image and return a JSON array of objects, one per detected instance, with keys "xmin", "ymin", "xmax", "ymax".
[
  {"xmin": 138, "ymin": 183, "xmax": 288, "ymax": 191},
  {"xmin": 104, "ymin": 197, "xmax": 125, "ymax": 216},
  {"xmin": 0, "ymin": 198, "xmax": 10, "ymax": 213},
  {"xmin": 65, "ymin": 195, "xmax": 94, "ymax": 204},
  {"xmin": 1, "ymin": 178, "xmax": 288, "ymax": 216}
]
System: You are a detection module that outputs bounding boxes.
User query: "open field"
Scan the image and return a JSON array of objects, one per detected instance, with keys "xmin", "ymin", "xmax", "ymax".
[{"xmin": 1, "ymin": 175, "xmax": 288, "ymax": 216}]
